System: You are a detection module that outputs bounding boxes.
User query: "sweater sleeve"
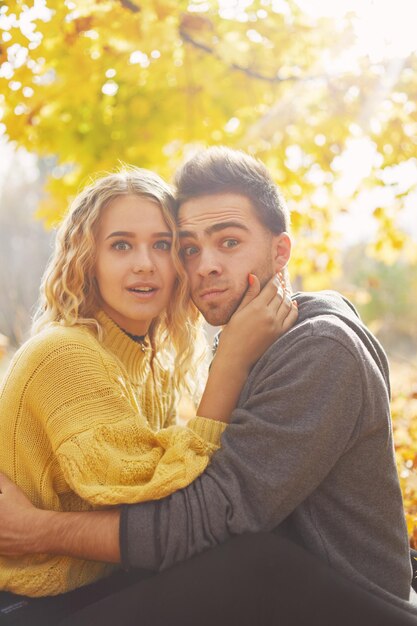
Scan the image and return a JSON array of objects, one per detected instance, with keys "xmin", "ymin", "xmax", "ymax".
[
  {"xmin": 120, "ymin": 334, "xmax": 363, "ymax": 570},
  {"xmin": 154, "ymin": 365, "xmax": 226, "ymax": 445},
  {"xmin": 28, "ymin": 340, "xmax": 223, "ymax": 506}
]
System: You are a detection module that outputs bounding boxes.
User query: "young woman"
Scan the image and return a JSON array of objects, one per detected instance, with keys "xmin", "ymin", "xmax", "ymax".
[{"xmin": 0, "ymin": 167, "xmax": 297, "ymax": 597}]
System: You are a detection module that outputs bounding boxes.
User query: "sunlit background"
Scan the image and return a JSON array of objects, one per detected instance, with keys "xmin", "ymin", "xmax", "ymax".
[
  {"xmin": 1, "ymin": 0, "xmax": 417, "ymax": 542},
  {"xmin": 1, "ymin": 0, "xmax": 416, "ymax": 346}
]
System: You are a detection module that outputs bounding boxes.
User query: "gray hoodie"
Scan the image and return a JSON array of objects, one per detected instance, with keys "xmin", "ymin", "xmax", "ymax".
[{"xmin": 120, "ymin": 290, "xmax": 413, "ymax": 608}]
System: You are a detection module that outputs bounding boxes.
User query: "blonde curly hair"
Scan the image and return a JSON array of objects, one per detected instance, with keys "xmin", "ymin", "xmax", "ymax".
[{"xmin": 32, "ymin": 166, "xmax": 207, "ymax": 398}]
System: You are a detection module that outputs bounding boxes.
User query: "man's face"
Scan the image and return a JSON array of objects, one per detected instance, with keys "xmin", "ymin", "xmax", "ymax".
[{"xmin": 178, "ymin": 193, "xmax": 280, "ymax": 326}]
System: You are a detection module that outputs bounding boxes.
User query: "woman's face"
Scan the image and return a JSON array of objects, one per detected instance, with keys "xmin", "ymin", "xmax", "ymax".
[{"xmin": 94, "ymin": 194, "xmax": 177, "ymax": 336}]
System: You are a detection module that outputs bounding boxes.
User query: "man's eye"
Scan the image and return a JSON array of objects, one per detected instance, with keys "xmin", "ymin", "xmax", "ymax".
[
  {"xmin": 182, "ymin": 245, "xmax": 199, "ymax": 257},
  {"xmin": 111, "ymin": 241, "xmax": 131, "ymax": 251},
  {"xmin": 154, "ymin": 240, "xmax": 171, "ymax": 251},
  {"xmin": 222, "ymin": 239, "xmax": 239, "ymax": 249}
]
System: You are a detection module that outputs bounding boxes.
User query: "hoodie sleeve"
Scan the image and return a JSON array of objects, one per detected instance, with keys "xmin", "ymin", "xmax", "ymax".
[{"xmin": 120, "ymin": 332, "xmax": 363, "ymax": 570}]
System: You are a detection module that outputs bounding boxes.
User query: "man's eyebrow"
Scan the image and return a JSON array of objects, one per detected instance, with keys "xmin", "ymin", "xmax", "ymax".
[
  {"xmin": 105, "ymin": 231, "xmax": 172, "ymax": 240},
  {"xmin": 179, "ymin": 221, "xmax": 250, "ymax": 239}
]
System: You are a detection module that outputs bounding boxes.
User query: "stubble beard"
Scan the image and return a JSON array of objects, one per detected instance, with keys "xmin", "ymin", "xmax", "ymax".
[
  {"xmin": 196, "ymin": 294, "xmax": 242, "ymax": 326},
  {"xmin": 194, "ymin": 268, "xmax": 274, "ymax": 326}
]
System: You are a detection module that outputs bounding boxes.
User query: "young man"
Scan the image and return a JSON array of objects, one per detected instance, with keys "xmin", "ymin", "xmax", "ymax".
[{"xmin": 0, "ymin": 147, "xmax": 416, "ymax": 626}]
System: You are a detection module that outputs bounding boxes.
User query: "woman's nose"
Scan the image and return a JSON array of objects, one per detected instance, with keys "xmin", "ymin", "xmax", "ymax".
[{"xmin": 132, "ymin": 248, "xmax": 155, "ymax": 273}]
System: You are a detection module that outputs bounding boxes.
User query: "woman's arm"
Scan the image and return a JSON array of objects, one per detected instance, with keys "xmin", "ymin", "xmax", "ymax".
[
  {"xmin": 19, "ymin": 337, "xmax": 224, "ymax": 508},
  {"xmin": 197, "ymin": 274, "xmax": 297, "ymax": 422}
]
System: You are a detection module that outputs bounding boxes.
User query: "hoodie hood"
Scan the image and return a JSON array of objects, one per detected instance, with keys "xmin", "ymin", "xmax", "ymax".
[{"xmin": 293, "ymin": 290, "xmax": 390, "ymax": 397}]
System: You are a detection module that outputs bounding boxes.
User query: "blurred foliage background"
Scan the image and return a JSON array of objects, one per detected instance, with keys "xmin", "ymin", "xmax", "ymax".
[{"xmin": 0, "ymin": 0, "xmax": 416, "ymax": 543}]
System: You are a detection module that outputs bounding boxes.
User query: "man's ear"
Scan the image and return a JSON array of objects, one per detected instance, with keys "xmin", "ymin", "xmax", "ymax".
[{"xmin": 271, "ymin": 232, "xmax": 291, "ymax": 272}]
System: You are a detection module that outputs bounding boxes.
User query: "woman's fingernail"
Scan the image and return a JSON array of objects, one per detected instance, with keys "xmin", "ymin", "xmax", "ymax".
[{"xmin": 248, "ymin": 273, "xmax": 255, "ymax": 286}]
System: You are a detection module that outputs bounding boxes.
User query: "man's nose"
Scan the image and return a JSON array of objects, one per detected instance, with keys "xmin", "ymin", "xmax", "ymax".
[
  {"xmin": 196, "ymin": 249, "xmax": 222, "ymax": 277},
  {"xmin": 132, "ymin": 247, "xmax": 155, "ymax": 273}
]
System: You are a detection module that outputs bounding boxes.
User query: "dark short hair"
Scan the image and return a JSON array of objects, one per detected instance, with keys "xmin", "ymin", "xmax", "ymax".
[{"xmin": 174, "ymin": 146, "xmax": 290, "ymax": 234}]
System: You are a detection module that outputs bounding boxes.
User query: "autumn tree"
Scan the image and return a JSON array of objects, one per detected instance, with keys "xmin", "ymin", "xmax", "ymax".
[{"xmin": 1, "ymin": 0, "xmax": 416, "ymax": 284}]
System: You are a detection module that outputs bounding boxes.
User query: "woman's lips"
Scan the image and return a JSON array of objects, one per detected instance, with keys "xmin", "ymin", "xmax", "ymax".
[{"xmin": 127, "ymin": 286, "xmax": 159, "ymax": 299}]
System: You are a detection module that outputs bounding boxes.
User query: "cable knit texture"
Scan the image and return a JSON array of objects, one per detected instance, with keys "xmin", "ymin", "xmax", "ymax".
[{"xmin": 0, "ymin": 311, "xmax": 225, "ymax": 596}]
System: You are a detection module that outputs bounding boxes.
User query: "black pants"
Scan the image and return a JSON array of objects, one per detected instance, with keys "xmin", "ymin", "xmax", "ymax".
[
  {"xmin": 0, "ymin": 568, "xmax": 154, "ymax": 626},
  {"xmin": 1, "ymin": 534, "xmax": 417, "ymax": 626}
]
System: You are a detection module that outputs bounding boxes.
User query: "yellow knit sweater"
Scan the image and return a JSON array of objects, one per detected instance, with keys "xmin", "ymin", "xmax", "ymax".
[{"xmin": 0, "ymin": 311, "xmax": 225, "ymax": 597}]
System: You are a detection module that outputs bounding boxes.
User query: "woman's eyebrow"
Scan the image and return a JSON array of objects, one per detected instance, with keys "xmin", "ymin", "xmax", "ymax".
[
  {"xmin": 106, "ymin": 231, "xmax": 135, "ymax": 239},
  {"xmin": 106, "ymin": 231, "xmax": 172, "ymax": 239}
]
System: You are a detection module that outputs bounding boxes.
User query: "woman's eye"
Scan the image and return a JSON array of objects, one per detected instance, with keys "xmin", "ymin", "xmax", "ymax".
[
  {"xmin": 112, "ymin": 241, "xmax": 131, "ymax": 251},
  {"xmin": 222, "ymin": 239, "xmax": 239, "ymax": 249},
  {"xmin": 154, "ymin": 240, "xmax": 172, "ymax": 251}
]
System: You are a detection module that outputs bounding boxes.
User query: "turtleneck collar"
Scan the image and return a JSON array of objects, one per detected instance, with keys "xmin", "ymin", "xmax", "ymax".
[{"xmin": 95, "ymin": 310, "xmax": 151, "ymax": 383}]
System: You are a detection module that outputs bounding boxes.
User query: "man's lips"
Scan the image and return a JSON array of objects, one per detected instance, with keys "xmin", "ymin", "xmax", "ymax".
[{"xmin": 198, "ymin": 287, "xmax": 228, "ymax": 301}]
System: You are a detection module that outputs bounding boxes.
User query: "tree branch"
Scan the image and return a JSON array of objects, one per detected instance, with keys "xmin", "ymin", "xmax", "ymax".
[
  {"xmin": 179, "ymin": 28, "xmax": 323, "ymax": 84},
  {"xmin": 119, "ymin": 0, "xmax": 140, "ymax": 13}
]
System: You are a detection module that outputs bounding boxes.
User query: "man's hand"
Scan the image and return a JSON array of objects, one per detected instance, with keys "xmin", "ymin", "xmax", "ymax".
[
  {"xmin": 0, "ymin": 472, "xmax": 44, "ymax": 555},
  {"xmin": 0, "ymin": 472, "xmax": 121, "ymax": 562}
]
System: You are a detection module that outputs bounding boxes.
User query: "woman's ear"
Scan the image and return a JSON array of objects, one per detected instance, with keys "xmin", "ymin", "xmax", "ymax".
[{"xmin": 271, "ymin": 232, "xmax": 291, "ymax": 272}]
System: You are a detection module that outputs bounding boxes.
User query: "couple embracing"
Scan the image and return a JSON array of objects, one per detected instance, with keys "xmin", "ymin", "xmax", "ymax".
[{"xmin": 0, "ymin": 147, "xmax": 415, "ymax": 626}]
